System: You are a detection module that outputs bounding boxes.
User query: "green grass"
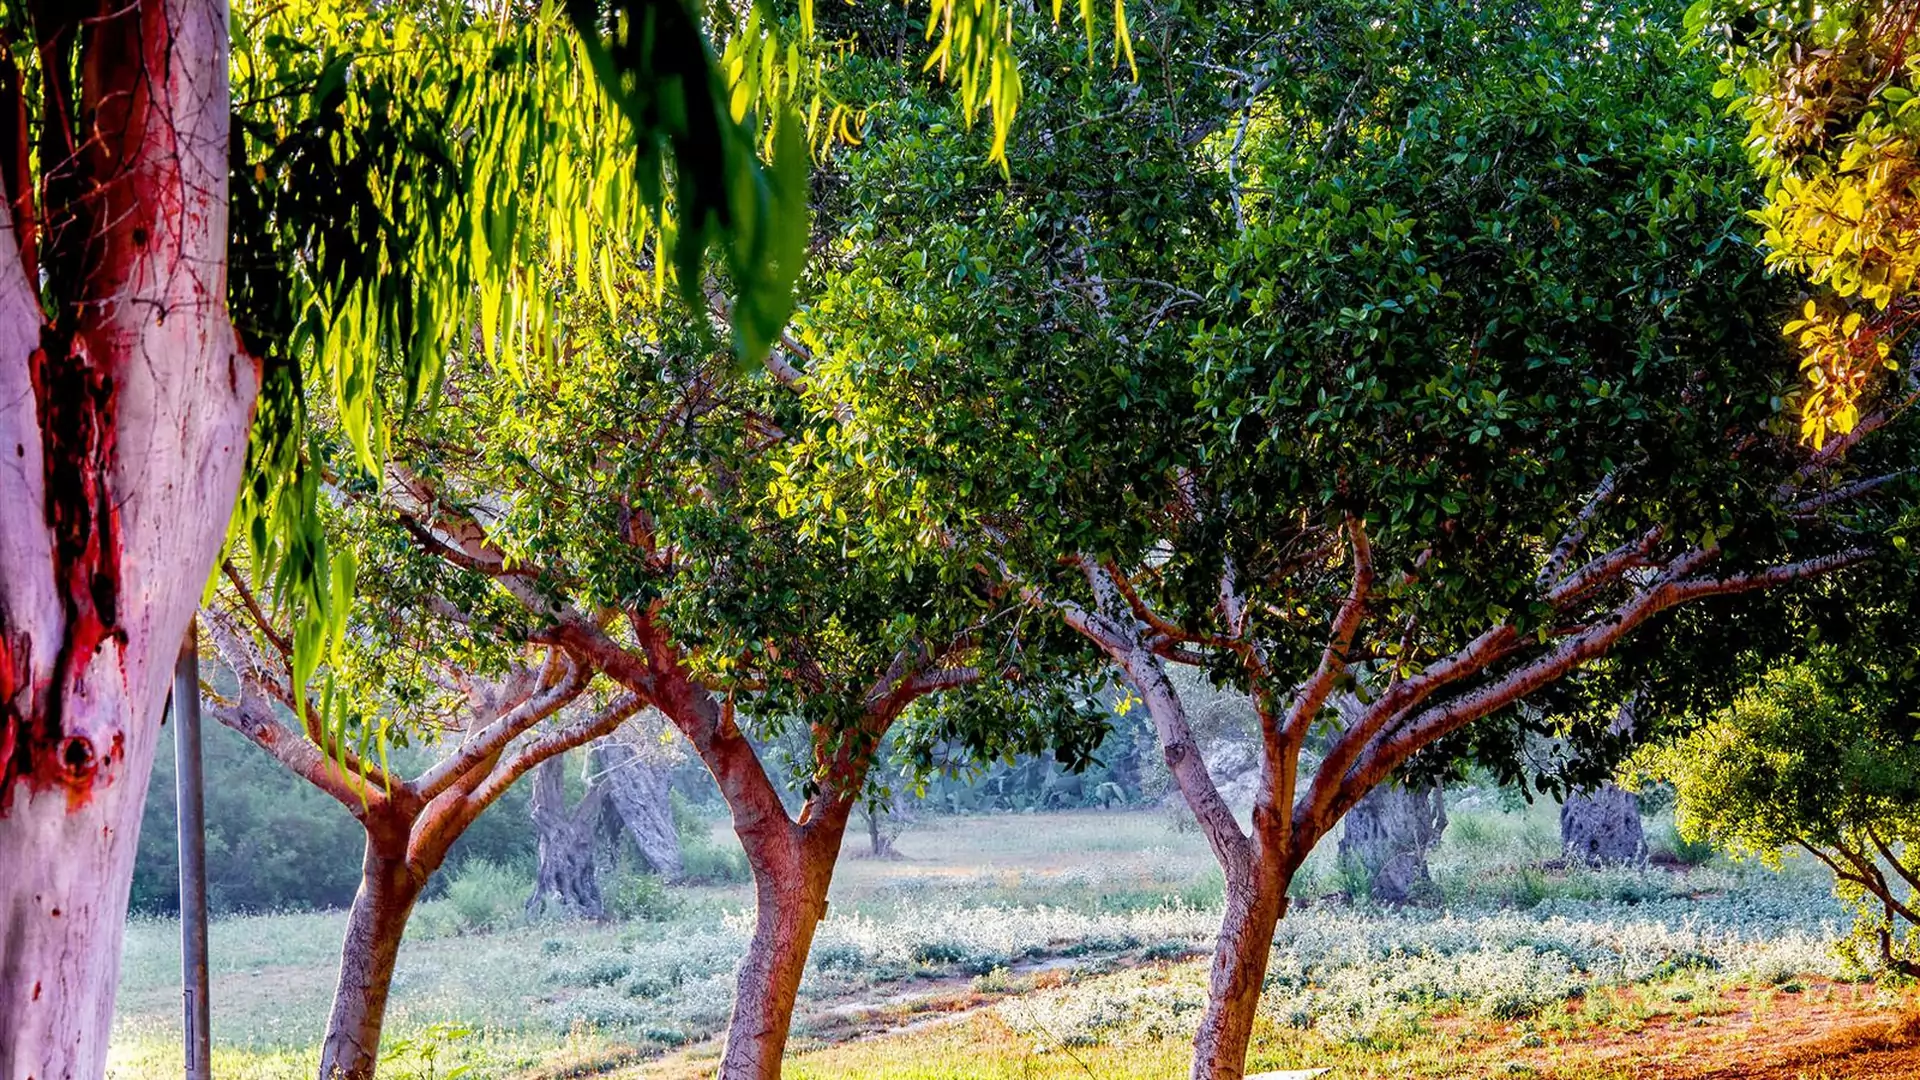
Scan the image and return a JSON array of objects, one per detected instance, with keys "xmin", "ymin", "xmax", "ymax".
[{"xmin": 109, "ymin": 802, "xmax": 1879, "ymax": 1080}]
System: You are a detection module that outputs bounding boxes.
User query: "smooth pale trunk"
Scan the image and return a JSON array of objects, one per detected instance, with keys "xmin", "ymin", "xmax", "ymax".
[{"xmin": 0, "ymin": 5, "xmax": 250, "ymax": 1079}]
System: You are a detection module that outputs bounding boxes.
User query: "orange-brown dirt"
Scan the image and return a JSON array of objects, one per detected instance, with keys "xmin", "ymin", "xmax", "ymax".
[{"xmin": 1509, "ymin": 981, "xmax": 1920, "ymax": 1079}]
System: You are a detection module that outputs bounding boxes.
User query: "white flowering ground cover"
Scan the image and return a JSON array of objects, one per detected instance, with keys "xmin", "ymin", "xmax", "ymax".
[{"xmin": 109, "ymin": 807, "xmax": 1899, "ymax": 1080}]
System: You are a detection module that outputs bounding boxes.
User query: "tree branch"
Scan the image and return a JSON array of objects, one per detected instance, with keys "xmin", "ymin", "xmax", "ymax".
[
  {"xmin": 1537, "ymin": 470, "xmax": 1624, "ymax": 588},
  {"xmin": 412, "ymin": 653, "xmax": 592, "ymax": 801}
]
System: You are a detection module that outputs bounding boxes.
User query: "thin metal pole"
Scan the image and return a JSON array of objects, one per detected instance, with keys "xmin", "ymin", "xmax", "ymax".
[{"xmin": 173, "ymin": 619, "xmax": 211, "ymax": 1080}]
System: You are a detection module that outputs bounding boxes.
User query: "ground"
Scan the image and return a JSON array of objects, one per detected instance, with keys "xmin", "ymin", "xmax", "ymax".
[{"xmin": 109, "ymin": 804, "xmax": 1920, "ymax": 1079}]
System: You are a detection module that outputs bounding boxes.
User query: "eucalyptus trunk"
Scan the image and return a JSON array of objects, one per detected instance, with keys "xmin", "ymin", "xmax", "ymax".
[{"xmin": 0, "ymin": 5, "xmax": 252, "ymax": 1079}]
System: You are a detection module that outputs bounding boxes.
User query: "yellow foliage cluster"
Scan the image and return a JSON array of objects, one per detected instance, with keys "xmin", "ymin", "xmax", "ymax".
[{"xmin": 1740, "ymin": 1, "xmax": 1920, "ymax": 446}]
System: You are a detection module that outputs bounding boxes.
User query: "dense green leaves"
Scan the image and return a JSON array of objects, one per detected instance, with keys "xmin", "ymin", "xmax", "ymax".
[{"xmin": 1649, "ymin": 649, "xmax": 1920, "ymax": 973}]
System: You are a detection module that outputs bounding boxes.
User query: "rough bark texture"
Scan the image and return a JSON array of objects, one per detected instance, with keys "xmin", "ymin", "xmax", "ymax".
[
  {"xmin": 866, "ymin": 805, "xmax": 895, "ymax": 858},
  {"xmin": 1190, "ymin": 870, "xmax": 1289, "ymax": 1080},
  {"xmin": 1339, "ymin": 779, "xmax": 1448, "ymax": 904},
  {"xmin": 1561, "ymin": 784, "xmax": 1646, "ymax": 865},
  {"xmin": 594, "ymin": 739, "xmax": 683, "ymax": 879},
  {"xmin": 526, "ymin": 754, "xmax": 608, "ymax": 919},
  {"xmin": 318, "ymin": 835, "xmax": 426, "ymax": 1080},
  {"xmin": 0, "ymin": 6, "xmax": 253, "ymax": 1079},
  {"xmin": 719, "ymin": 819, "xmax": 846, "ymax": 1080}
]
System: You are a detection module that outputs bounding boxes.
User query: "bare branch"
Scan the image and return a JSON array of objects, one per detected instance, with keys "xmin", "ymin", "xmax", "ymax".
[
  {"xmin": 200, "ymin": 613, "xmax": 388, "ymax": 815},
  {"xmin": 1279, "ymin": 516, "xmax": 1373, "ymax": 745},
  {"xmin": 1547, "ymin": 526, "xmax": 1663, "ymax": 609},
  {"xmin": 459, "ymin": 692, "xmax": 645, "ymax": 817},
  {"xmin": 1789, "ymin": 469, "xmax": 1917, "ymax": 514},
  {"xmin": 413, "ymin": 655, "xmax": 592, "ymax": 801},
  {"xmin": 1537, "ymin": 470, "xmax": 1624, "ymax": 588}
]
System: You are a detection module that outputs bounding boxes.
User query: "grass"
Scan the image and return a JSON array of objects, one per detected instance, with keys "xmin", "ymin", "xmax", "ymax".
[{"xmin": 108, "ymin": 801, "xmax": 1900, "ymax": 1080}]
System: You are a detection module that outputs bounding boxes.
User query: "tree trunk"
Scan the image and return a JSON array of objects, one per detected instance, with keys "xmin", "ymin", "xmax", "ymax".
[
  {"xmin": 0, "ymin": 6, "xmax": 252, "ymax": 1080},
  {"xmin": 1338, "ymin": 779, "xmax": 1447, "ymax": 904},
  {"xmin": 526, "ymin": 754, "xmax": 607, "ymax": 920},
  {"xmin": 594, "ymin": 739, "xmax": 683, "ymax": 879},
  {"xmin": 718, "ymin": 820, "xmax": 843, "ymax": 1080},
  {"xmin": 866, "ymin": 805, "xmax": 894, "ymax": 857},
  {"xmin": 1560, "ymin": 783, "xmax": 1645, "ymax": 865},
  {"xmin": 318, "ymin": 837, "xmax": 426, "ymax": 1080},
  {"xmin": 1188, "ymin": 871, "xmax": 1289, "ymax": 1080}
]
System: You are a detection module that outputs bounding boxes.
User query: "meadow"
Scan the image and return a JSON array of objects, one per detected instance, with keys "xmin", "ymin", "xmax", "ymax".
[{"xmin": 107, "ymin": 801, "xmax": 1916, "ymax": 1080}]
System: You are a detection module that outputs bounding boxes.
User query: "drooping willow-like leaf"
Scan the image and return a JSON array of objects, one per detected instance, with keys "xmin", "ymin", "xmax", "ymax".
[{"xmin": 228, "ymin": 0, "xmax": 808, "ymax": 737}]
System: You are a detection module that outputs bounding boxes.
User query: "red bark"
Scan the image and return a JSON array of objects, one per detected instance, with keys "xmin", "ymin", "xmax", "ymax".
[{"xmin": 0, "ymin": 5, "xmax": 253, "ymax": 1079}]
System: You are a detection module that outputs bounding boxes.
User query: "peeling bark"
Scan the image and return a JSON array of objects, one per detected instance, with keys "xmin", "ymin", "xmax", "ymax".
[
  {"xmin": 318, "ymin": 832, "xmax": 426, "ymax": 1080},
  {"xmin": 1189, "ymin": 872, "xmax": 1289, "ymax": 1080},
  {"xmin": 719, "ymin": 816, "xmax": 846, "ymax": 1080},
  {"xmin": 0, "ymin": 6, "xmax": 254, "ymax": 1079}
]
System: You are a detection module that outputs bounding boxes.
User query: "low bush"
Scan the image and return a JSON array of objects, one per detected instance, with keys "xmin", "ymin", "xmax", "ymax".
[
  {"xmin": 441, "ymin": 859, "xmax": 528, "ymax": 934},
  {"xmin": 679, "ymin": 839, "xmax": 750, "ymax": 885},
  {"xmin": 605, "ymin": 873, "xmax": 682, "ymax": 922}
]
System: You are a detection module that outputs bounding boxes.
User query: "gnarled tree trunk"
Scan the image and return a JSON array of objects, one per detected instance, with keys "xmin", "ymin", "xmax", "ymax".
[
  {"xmin": 0, "ymin": 6, "xmax": 252, "ymax": 1080},
  {"xmin": 1561, "ymin": 784, "xmax": 1645, "ymax": 865},
  {"xmin": 594, "ymin": 739, "xmax": 682, "ymax": 879},
  {"xmin": 318, "ymin": 832, "xmax": 427, "ymax": 1080},
  {"xmin": 526, "ymin": 753, "xmax": 608, "ymax": 919},
  {"xmin": 1339, "ymin": 779, "xmax": 1447, "ymax": 904}
]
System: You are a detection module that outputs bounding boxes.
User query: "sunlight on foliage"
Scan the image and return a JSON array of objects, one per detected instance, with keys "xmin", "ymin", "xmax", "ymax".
[{"xmin": 1692, "ymin": 0, "xmax": 1920, "ymax": 445}]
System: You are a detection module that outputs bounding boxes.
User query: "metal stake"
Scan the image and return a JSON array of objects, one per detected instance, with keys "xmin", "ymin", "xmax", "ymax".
[{"xmin": 173, "ymin": 620, "xmax": 211, "ymax": 1080}]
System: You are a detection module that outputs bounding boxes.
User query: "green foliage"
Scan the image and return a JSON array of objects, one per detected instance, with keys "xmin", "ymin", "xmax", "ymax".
[
  {"xmin": 132, "ymin": 715, "xmax": 365, "ymax": 914},
  {"xmin": 228, "ymin": 1, "xmax": 675, "ymax": 730},
  {"xmin": 1648, "ymin": 652, "xmax": 1920, "ymax": 973},
  {"xmin": 605, "ymin": 872, "xmax": 684, "ymax": 921},
  {"xmin": 440, "ymin": 859, "xmax": 533, "ymax": 934},
  {"xmin": 678, "ymin": 834, "xmax": 752, "ymax": 885}
]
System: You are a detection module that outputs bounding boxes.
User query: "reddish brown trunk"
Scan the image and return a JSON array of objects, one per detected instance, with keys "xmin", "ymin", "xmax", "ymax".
[
  {"xmin": 1188, "ymin": 863, "xmax": 1289, "ymax": 1080},
  {"xmin": 318, "ymin": 832, "xmax": 427, "ymax": 1080},
  {"xmin": 0, "ymin": 5, "xmax": 251, "ymax": 1080},
  {"xmin": 718, "ymin": 814, "xmax": 846, "ymax": 1080}
]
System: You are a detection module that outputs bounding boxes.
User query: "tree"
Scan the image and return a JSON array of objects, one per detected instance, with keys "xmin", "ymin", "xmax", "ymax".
[
  {"xmin": 198, "ymin": 573, "xmax": 641, "ymax": 1080},
  {"xmin": 1650, "ymin": 650, "xmax": 1920, "ymax": 975},
  {"xmin": 1560, "ymin": 704, "xmax": 1647, "ymax": 865},
  {"xmin": 0, "ymin": 8, "xmax": 256, "ymax": 1076},
  {"xmin": 300, "ymin": 242, "xmax": 1115, "ymax": 1077},
  {"xmin": 1338, "ymin": 779, "xmax": 1447, "ymax": 905},
  {"xmin": 0, "ymin": 3, "xmax": 775, "ymax": 1072},
  {"xmin": 784, "ymin": 2, "xmax": 1919, "ymax": 1076},
  {"xmin": 525, "ymin": 752, "xmax": 612, "ymax": 920},
  {"xmin": 1689, "ymin": 0, "xmax": 1920, "ymax": 445},
  {"xmin": 595, "ymin": 727, "xmax": 685, "ymax": 879}
]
